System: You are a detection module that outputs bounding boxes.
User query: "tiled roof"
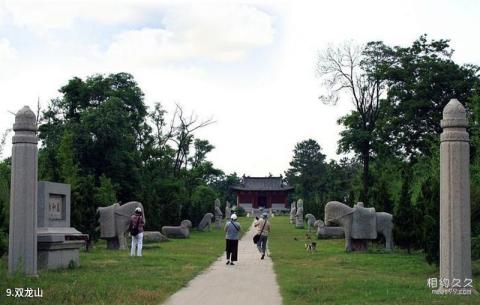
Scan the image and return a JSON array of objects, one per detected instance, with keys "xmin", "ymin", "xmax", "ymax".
[{"xmin": 230, "ymin": 176, "xmax": 294, "ymax": 191}]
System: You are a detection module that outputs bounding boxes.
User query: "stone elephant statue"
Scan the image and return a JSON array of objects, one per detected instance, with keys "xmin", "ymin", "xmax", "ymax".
[
  {"xmin": 97, "ymin": 201, "xmax": 145, "ymax": 250},
  {"xmin": 324, "ymin": 201, "xmax": 393, "ymax": 252}
]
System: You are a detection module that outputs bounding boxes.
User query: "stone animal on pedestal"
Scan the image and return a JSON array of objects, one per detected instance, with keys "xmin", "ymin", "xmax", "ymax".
[
  {"xmin": 198, "ymin": 213, "xmax": 214, "ymax": 231},
  {"xmin": 324, "ymin": 201, "xmax": 393, "ymax": 252},
  {"xmin": 97, "ymin": 201, "xmax": 145, "ymax": 250},
  {"xmin": 162, "ymin": 220, "xmax": 192, "ymax": 238},
  {"xmin": 305, "ymin": 214, "xmax": 316, "ymax": 233},
  {"xmin": 314, "ymin": 219, "xmax": 344, "ymax": 239}
]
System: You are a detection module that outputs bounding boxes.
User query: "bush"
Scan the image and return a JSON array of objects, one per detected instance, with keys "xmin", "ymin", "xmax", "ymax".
[{"xmin": 233, "ymin": 205, "xmax": 246, "ymax": 217}]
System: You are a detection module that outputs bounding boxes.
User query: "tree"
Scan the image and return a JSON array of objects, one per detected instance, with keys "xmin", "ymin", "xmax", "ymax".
[
  {"xmin": 0, "ymin": 159, "xmax": 10, "ymax": 256},
  {"xmin": 372, "ymin": 35, "xmax": 480, "ymax": 160},
  {"xmin": 286, "ymin": 139, "xmax": 328, "ymax": 217},
  {"xmin": 393, "ymin": 168, "xmax": 418, "ymax": 253},
  {"xmin": 170, "ymin": 104, "xmax": 214, "ymax": 176},
  {"xmin": 316, "ymin": 42, "xmax": 388, "ymax": 204},
  {"xmin": 189, "ymin": 185, "xmax": 218, "ymax": 226}
]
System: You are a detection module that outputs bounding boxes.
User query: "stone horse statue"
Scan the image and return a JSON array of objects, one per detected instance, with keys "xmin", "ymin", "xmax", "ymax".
[
  {"xmin": 324, "ymin": 201, "xmax": 393, "ymax": 252},
  {"xmin": 98, "ymin": 201, "xmax": 145, "ymax": 250},
  {"xmin": 198, "ymin": 213, "xmax": 214, "ymax": 231},
  {"xmin": 305, "ymin": 214, "xmax": 316, "ymax": 233}
]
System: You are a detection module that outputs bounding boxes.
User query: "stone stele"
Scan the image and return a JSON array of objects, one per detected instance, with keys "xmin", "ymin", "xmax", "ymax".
[
  {"xmin": 37, "ymin": 181, "xmax": 87, "ymax": 270},
  {"xmin": 8, "ymin": 106, "xmax": 38, "ymax": 276},
  {"xmin": 439, "ymin": 99, "xmax": 472, "ymax": 291}
]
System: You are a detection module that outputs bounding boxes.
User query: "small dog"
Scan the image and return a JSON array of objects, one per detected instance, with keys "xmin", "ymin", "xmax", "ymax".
[
  {"xmin": 305, "ymin": 242, "xmax": 317, "ymax": 253},
  {"xmin": 304, "ymin": 234, "xmax": 316, "ymax": 253}
]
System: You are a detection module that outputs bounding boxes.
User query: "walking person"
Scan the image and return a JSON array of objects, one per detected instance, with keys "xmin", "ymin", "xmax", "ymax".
[
  {"xmin": 225, "ymin": 213, "xmax": 241, "ymax": 265},
  {"xmin": 254, "ymin": 212, "xmax": 271, "ymax": 259},
  {"xmin": 129, "ymin": 207, "xmax": 145, "ymax": 256}
]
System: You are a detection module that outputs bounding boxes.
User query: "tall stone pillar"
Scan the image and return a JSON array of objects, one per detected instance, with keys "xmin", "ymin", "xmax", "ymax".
[
  {"xmin": 8, "ymin": 106, "xmax": 38, "ymax": 276},
  {"xmin": 439, "ymin": 99, "xmax": 471, "ymax": 290}
]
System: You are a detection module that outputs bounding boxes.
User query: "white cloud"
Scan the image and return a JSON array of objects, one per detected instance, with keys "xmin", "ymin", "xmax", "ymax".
[
  {"xmin": 2, "ymin": 0, "xmax": 150, "ymax": 30},
  {"xmin": 106, "ymin": 4, "xmax": 274, "ymax": 65},
  {"xmin": 0, "ymin": 38, "xmax": 17, "ymax": 62}
]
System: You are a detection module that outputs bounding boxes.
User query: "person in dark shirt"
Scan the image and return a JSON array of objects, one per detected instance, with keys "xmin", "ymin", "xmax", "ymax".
[{"xmin": 130, "ymin": 207, "xmax": 145, "ymax": 256}]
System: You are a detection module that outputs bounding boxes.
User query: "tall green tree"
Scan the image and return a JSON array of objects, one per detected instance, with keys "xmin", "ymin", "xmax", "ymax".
[
  {"xmin": 286, "ymin": 139, "xmax": 328, "ymax": 217},
  {"xmin": 371, "ymin": 35, "xmax": 479, "ymax": 160}
]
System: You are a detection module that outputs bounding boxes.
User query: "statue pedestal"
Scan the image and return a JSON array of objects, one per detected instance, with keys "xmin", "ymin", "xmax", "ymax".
[
  {"xmin": 38, "ymin": 240, "xmax": 84, "ymax": 269},
  {"xmin": 351, "ymin": 239, "xmax": 368, "ymax": 251},
  {"xmin": 37, "ymin": 227, "xmax": 86, "ymax": 270}
]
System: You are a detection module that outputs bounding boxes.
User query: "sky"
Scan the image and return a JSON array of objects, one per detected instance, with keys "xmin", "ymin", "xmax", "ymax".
[{"xmin": 0, "ymin": 0, "xmax": 479, "ymax": 176}]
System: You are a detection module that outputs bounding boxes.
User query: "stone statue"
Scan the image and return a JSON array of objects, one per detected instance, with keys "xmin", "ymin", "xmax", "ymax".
[
  {"xmin": 314, "ymin": 219, "xmax": 344, "ymax": 239},
  {"xmin": 142, "ymin": 231, "xmax": 168, "ymax": 243},
  {"xmin": 97, "ymin": 201, "xmax": 145, "ymax": 250},
  {"xmin": 324, "ymin": 201, "xmax": 393, "ymax": 251},
  {"xmin": 162, "ymin": 220, "xmax": 192, "ymax": 238},
  {"xmin": 198, "ymin": 213, "xmax": 214, "ymax": 231},
  {"xmin": 305, "ymin": 214, "xmax": 316, "ymax": 233},
  {"xmin": 289, "ymin": 201, "xmax": 296, "ymax": 224},
  {"xmin": 214, "ymin": 199, "xmax": 223, "ymax": 229},
  {"xmin": 225, "ymin": 201, "xmax": 232, "ymax": 220},
  {"xmin": 295, "ymin": 199, "xmax": 304, "ymax": 228}
]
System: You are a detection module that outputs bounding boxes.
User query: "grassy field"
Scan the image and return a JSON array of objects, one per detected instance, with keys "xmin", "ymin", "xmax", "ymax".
[
  {"xmin": 0, "ymin": 217, "xmax": 250, "ymax": 305},
  {"xmin": 268, "ymin": 216, "xmax": 480, "ymax": 305}
]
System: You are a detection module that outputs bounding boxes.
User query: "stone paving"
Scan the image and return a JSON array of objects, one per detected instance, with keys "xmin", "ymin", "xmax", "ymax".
[{"xmin": 161, "ymin": 222, "xmax": 282, "ymax": 305}]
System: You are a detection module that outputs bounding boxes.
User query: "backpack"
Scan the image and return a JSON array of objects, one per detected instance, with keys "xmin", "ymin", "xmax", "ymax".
[{"xmin": 129, "ymin": 215, "xmax": 141, "ymax": 236}]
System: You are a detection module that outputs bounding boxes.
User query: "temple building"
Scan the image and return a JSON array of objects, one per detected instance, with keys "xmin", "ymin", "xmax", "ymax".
[{"xmin": 230, "ymin": 176, "xmax": 294, "ymax": 212}]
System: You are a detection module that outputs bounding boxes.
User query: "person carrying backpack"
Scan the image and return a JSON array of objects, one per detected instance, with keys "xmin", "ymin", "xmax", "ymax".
[{"xmin": 129, "ymin": 207, "xmax": 145, "ymax": 256}]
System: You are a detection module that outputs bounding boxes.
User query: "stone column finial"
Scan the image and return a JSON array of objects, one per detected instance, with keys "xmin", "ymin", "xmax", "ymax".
[
  {"xmin": 8, "ymin": 105, "xmax": 38, "ymax": 276},
  {"xmin": 439, "ymin": 99, "xmax": 471, "ymax": 291}
]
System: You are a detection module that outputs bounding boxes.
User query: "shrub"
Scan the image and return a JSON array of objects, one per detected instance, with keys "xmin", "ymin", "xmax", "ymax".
[{"xmin": 232, "ymin": 205, "xmax": 246, "ymax": 217}]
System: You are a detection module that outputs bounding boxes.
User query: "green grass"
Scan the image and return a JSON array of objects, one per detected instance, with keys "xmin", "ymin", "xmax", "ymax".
[
  {"xmin": 0, "ymin": 217, "xmax": 250, "ymax": 305},
  {"xmin": 268, "ymin": 216, "xmax": 480, "ymax": 305}
]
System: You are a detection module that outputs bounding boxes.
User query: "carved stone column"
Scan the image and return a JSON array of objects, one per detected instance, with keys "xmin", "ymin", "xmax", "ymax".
[
  {"xmin": 439, "ymin": 99, "xmax": 471, "ymax": 290},
  {"xmin": 8, "ymin": 106, "xmax": 38, "ymax": 276}
]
